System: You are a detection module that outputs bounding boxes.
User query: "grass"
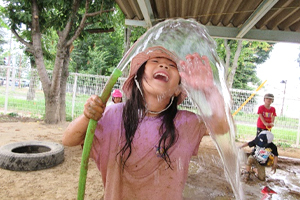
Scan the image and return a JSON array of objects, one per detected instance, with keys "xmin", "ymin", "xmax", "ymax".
[
  {"xmin": 235, "ymin": 123, "xmax": 298, "ymax": 146},
  {"xmin": 0, "ymin": 88, "xmax": 88, "ymax": 120},
  {"xmin": 0, "ymin": 95, "xmax": 45, "ymax": 118},
  {"xmin": 233, "ymin": 111, "xmax": 299, "ymax": 129}
]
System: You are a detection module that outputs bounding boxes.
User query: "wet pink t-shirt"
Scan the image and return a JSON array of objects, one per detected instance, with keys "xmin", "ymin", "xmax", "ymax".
[{"xmin": 91, "ymin": 103, "xmax": 207, "ymax": 200}]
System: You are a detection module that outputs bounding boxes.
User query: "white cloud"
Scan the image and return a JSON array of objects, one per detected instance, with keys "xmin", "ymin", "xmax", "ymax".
[{"xmin": 257, "ymin": 42, "xmax": 300, "ymax": 85}]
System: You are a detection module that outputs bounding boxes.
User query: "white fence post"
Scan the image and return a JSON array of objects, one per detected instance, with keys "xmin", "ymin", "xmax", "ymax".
[
  {"xmin": 4, "ymin": 67, "xmax": 10, "ymax": 114},
  {"xmin": 71, "ymin": 73, "xmax": 78, "ymax": 120},
  {"xmin": 297, "ymin": 114, "xmax": 300, "ymax": 147},
  {"xmin": 11, "ymin": 66, "xmax": 16, "ymax": 91}
]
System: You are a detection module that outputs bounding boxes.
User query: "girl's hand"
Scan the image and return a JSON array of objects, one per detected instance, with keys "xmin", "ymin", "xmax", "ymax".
[
  {"xmin": 179, "ymin": 53, "xmax": 214, "ymax": 91},
  {"xmin": 179, "ymin": 53, "xmax": 230, "ymax": 134},
  {"xmin": 83, "ymin": 95, "xmax": 105, "ymax": 121}
]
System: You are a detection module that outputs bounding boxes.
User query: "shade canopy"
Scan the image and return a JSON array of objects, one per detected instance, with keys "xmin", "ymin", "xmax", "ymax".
[{"xmin": 116, "ymin": 0, "xmax": 300, "ymax": 43}]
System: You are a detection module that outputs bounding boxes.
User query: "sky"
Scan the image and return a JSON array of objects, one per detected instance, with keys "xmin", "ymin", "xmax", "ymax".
[{"xmin": 257, "ymin": 42, "xmax": 300, "ymax": 87}]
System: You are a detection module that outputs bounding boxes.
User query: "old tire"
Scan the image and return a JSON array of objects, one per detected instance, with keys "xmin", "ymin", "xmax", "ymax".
[{"xmin": 0, "ymin": 141, "xmax": 64, "ymax": 171}]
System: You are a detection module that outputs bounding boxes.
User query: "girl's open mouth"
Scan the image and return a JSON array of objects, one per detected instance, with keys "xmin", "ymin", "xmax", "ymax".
[{"xmin": 153, "ymin": 72, "xmax": 169, "ymax": 82}]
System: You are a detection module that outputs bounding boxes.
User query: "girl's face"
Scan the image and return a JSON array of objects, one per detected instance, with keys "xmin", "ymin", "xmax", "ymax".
[
  {"xmin": 113, "ymin": 97, "xmax": 122, "ymax": 103},
  {"xmin": 142, "ymin": 57, "xmax": 180, "ymax": 100}
]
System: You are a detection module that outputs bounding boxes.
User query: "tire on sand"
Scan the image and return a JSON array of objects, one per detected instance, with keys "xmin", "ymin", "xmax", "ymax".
[{"xmin": 0, "ymin": 141, "xmax": 64, "ymax": 171}]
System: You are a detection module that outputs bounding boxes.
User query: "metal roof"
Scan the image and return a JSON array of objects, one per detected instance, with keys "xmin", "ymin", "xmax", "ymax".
[{"xmin": 116, "ymin": 0, "xmax": 300, "ymax": 43}]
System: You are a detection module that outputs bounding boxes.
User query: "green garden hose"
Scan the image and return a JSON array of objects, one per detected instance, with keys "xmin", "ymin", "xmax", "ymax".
[{"xmin": 77, "ymin": 68, "xmax": 122, "ymax": 200}]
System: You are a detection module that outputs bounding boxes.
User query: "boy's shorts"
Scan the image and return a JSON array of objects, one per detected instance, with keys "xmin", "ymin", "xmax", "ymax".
[
  {"xmin": 247, "ymin": 155, "xmax": 266, "ymax": 181},
  {"xmin": 257, "ymin": 128, "xmax": 268, "ymax": 136}
]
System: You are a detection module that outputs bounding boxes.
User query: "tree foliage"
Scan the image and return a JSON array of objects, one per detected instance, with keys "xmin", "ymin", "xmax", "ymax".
[
  {"xmin": 0, "ymin": 5, "xmax": 8, "ymax": 65},
  {"xmin": 215, "ymin": 39, "xmax": 273, "ymax": 90},
  {"xmin": 0, "ymin": 27, "xmax": 6, "ymax": 65},
  {"xmin": 68, "ymin": 5, "xmax": 146, "ymax": 76}
]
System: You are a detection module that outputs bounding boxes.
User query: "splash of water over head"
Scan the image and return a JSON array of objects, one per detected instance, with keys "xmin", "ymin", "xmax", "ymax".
[{"xmin": 117, "ymin": 18, "xmax": 243, "ymax": 199}]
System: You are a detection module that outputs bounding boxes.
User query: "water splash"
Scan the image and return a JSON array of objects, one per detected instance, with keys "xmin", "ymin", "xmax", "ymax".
[{"xmin": 117, "ymin": 18, "xmax": 243, "ymax": 199}]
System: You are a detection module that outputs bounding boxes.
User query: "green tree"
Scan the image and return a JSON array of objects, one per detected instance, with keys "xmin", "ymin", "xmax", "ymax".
[
  {"xmin": 68, "ymin": 6, "xmax": 124, "ymax": 75},
  {"xmin": 3, "ymin": 0, "xmax": 116, "ymax": 123},
  {"xmin": 68, "ymin": 5, "xmax": 146, "ymax": 77},
  {"xmin": 216, "ymin": 39, "xmax": 273, "ymax": 90},
  {"xmin": 0, "ymin": 5, "xmax": 8, "ymax": 65},
  {"xmin": 0, "ymin": 30, "xmax": 6, "ymax": 65}
]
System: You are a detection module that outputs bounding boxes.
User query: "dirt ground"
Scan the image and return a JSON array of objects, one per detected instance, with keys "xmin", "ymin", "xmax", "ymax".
[{"xmin": 0, "ymin": 117, "xmax": 300, "ymax": 200}]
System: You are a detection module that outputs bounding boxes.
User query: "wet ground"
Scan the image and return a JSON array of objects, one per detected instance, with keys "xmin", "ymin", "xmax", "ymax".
[
  {"xmin": 0, "ymin": 120, "xmax": 299, "ymax": 200},
  {"xmin": 184, "ymin": 152, "xmax": 300, "ymax": 200}
]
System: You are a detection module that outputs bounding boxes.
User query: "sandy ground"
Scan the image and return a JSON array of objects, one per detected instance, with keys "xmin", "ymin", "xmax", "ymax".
[{"xmin": 0, "ymin": 120, "xmax": 300, "ymax": 200}]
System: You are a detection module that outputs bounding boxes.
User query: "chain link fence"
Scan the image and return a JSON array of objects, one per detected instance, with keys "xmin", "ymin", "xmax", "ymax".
[{"xmin": 1, "ymin": 66, "xmax": 299, "ymax": 147}]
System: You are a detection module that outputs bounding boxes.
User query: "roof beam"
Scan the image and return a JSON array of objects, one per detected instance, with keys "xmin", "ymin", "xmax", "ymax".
[
  {"xmin": 124, "ymin": 20, "xmax": 300, "ymax": 43},
  {"xmin": 125, "ymin": 19, "xmax": 147, "ymax": 27},
  {"xmin": 206, "ymin": 26, "xmax": 300, "ymax": 44},
  {"xmin": 137, "ymin": 0, "xmax": 154, "ymax": 28},
  {"xmin": 236, "ymin": 0, "xmax": 278, "ymax": 38}
]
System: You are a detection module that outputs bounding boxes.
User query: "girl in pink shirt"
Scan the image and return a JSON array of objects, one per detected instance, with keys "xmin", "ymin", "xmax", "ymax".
[{"xmin": 63, "ymin": 46, "xmax": 229, "ymax": 200}]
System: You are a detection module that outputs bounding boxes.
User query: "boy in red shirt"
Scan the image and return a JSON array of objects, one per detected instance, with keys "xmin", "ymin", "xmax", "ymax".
[{"xmin": 256, "ymin": 93, "xmax": 276, "ymax": 136}]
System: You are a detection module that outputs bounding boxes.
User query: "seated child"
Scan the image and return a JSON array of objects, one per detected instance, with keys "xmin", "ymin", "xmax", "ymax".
[{"xmin": 240, "ymin": 131, "xmax": 278, "ymax": 181}]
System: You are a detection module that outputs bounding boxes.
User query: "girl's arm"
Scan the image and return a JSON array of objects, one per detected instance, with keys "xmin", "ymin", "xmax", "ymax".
[
  {"xmin": 200, "ymin": 86, "xmax": 230, "ymax": 134},
  {"xmin": 62, "ymin": 95, "xmax": 105, "ymax": 146},
  {"xmin": 62, "ymin": 114, "xmax": 90, "ymax": 146},
  {"xmin": 179, "ymin": 53, "xmax": 230, "ymax": 134}
]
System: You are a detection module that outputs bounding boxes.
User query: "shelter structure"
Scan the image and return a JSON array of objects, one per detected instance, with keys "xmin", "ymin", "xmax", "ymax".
[{"xmin": 116, "ymin": 0, "xmax": 300, "ymax": 43}]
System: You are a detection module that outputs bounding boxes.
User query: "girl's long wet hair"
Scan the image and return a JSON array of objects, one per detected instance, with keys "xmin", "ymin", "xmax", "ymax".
[{"xmin": 118, "ymin": 63, "xmax": 179, "ymax": 170}]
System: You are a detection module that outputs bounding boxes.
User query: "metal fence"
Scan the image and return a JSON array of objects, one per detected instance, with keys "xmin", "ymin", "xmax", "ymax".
[{"xmin": 1, "ymin": 66, "xmax": 299, "ymax": 147}]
